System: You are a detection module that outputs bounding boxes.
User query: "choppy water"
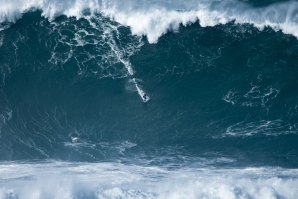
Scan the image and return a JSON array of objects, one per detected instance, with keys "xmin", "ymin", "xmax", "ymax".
[{"xmin": 0, "ymin": 0, "xmax": 298, "ymax": 198}]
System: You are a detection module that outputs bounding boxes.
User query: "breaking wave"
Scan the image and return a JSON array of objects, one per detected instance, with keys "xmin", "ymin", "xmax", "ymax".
[
  {"xmin": 0, "ymin": 162, "xmax": 298, "ymax": 199},
  {"xmin": 0, "ymin": 0, "xmax": 298, "ymax": 43},
  {"xmin": 0, "ymin": 0, "xmax": 298, "ymax": 198}
]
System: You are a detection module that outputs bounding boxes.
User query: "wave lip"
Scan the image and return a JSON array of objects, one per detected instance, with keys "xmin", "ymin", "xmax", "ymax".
[
  {"xmin": 103, "ymin": 0, "xmax": 298, "ymax": 43},
  {"xmin": 0, "ymin": 0, "xmax": 298, "ymax": 43}
]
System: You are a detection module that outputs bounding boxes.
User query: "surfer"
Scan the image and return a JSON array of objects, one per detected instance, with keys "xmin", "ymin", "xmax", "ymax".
[{"xmin": 143, "ymin": 93, "xmax": 149, "ymax": 102}]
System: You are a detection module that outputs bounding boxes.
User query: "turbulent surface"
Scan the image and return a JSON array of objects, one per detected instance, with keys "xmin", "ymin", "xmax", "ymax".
[
  {"xmin": 1, "ymin": 162, "xmax": 298, "ymax": 199},
  {"xmin": 0, "ymin": 0, "xmax": 298, "ymax": 198}
]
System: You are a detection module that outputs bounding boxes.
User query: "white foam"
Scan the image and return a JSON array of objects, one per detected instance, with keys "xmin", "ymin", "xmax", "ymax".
[
  {"xmin": 224, "ymin": 119, "xmax": 298, "ymax": 137},
  {"xmin": 1, "ymin": 0, "xmax": 297, "ymax": 43},
  {"xmin": 0, "ymin": 161, "xmax": 298, "ymax": 199},
  {"xmin": 223, "ymin": 85, "xmax": 280, "ymax": 108}
]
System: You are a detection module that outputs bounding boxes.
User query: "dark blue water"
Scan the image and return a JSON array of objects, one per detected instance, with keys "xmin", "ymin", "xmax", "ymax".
[{"xmin": 0, "ymin": 0, "xmax": 298, "ymax": 198}]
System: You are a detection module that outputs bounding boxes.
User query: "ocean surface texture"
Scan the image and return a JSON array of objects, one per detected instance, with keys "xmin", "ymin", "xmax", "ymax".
[{"xmin": 0, "ymin": 0, "xmax": 298, "ymax": 198}]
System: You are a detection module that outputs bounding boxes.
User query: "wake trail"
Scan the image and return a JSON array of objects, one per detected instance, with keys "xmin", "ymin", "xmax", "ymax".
[{"xmin": 100, "ymin": 20, "xmax": 150, "ymax": 103}]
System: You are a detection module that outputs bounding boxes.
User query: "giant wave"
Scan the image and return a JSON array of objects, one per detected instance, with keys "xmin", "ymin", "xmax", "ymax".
[{"xmin": 0, "ymin": 0, "xmax": 298, "ymax": 198}]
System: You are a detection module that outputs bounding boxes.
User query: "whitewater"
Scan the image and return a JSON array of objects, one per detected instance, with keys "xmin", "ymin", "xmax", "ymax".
[
  {"xmin": 0, "ymin": 0, "xmax": 297, "ymax": 43},
  {"xmin": 0, "ymin": 162, "xmax": 298, "ymax": 199}
]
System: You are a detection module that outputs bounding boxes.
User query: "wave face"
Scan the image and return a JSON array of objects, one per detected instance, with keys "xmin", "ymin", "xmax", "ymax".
[{"xmin": 0, "ymin": 0, "xmax": 298, "ymax": 198}]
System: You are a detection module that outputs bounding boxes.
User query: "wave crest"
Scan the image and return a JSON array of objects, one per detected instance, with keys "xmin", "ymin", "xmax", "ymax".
[{"xmin": 0, "ymin": 0, "xmax": 298, "ymax": 43}]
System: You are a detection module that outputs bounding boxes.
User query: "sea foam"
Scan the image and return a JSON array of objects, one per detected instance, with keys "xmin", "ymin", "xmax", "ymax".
[
  {"xmin": 0, "ymin": 0, "xmax": 297, "ymax": 43},
  {"xmin": 0, "ymin": 162, "xmax": 298, "ymax": 199}
]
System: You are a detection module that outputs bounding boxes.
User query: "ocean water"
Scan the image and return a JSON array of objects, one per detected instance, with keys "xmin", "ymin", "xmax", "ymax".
[{"xmin": 0, "ymin": 0, "xmax": 298, "ymax": 198}]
